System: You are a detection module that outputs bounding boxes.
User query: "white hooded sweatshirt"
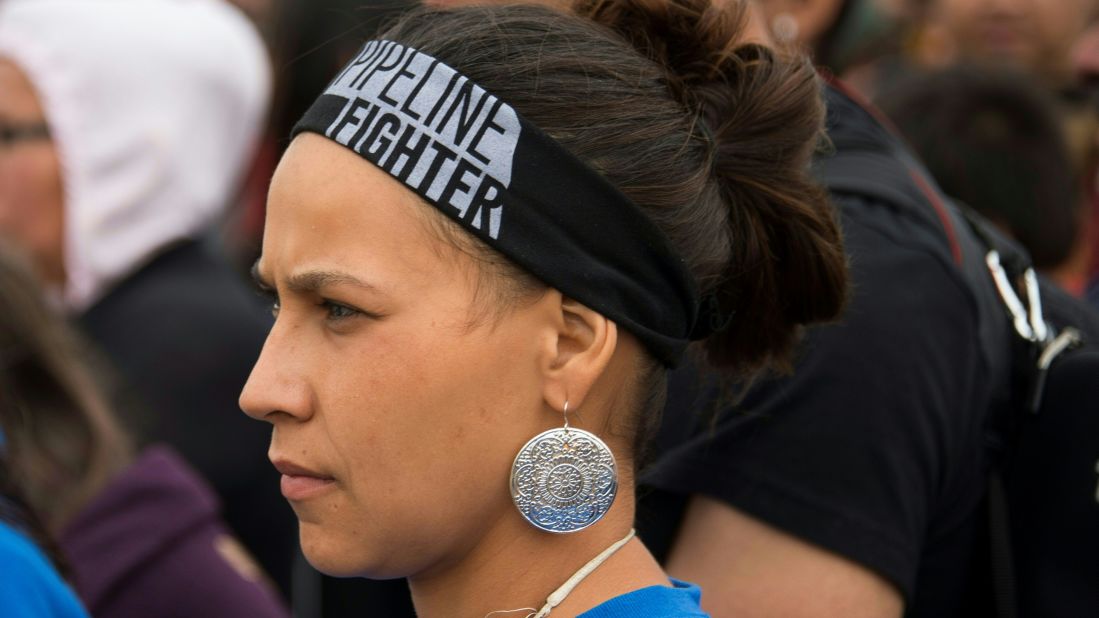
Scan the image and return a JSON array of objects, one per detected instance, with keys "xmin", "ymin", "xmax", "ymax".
[{"xmin": 0, "ymin": 0, "xmax": 271, "ymax": 310}]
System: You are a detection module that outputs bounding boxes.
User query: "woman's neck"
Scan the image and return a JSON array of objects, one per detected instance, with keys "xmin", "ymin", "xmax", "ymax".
[{"xmin": 408, "ymin": 498, "xmax": 669, "ymax": 618}]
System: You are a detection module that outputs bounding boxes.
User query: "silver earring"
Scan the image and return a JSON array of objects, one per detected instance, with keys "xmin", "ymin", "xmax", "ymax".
[{"xmin": 510, "ymin": 401, "xmax": 618, "ymax": 533}]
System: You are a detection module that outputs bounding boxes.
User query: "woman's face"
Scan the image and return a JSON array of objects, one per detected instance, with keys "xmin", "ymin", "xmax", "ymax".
[
  {"xmin": 0, "ymin": 59, "xmax": 65, "ymax": 284},
  {"xmin": 240, "ymin": 134, "xmax": 556, "ymax": 578}
]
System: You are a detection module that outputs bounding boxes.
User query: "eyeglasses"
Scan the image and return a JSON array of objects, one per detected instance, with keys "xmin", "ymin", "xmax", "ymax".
[{"xmin": 0, "ymin": 122, "xmax": 51, "ymax": 147}]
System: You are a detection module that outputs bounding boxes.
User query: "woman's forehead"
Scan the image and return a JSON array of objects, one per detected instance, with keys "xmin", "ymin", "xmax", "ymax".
[
  {"xmin": 262, "ymin": 134, "xmax": 460, "ymax": 286},
  {"xmin": 269, "ymin": 135, "xmax": 423, "ymax": 230}
]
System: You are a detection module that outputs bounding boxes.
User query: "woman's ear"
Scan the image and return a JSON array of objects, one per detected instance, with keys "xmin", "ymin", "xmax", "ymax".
[{"xmin": 539, "ymin": 294, "xmax": 617, "ymax": 414}]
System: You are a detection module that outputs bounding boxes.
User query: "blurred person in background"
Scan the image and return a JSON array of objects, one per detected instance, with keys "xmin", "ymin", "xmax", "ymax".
[
  {"xmin": 0, "ymin": 485, "xmax": 86, "ymax": 618},
  {"xmin": 0, "ymin": 470, "xmax": 86, "ymax": 618},
  {"xmin": 922, "ymin": 0, "xmax": 1099, "ymax": 294},
  {"xmin": 0, "ymin": 240, "xmax": 288, "ymax": 618},
  {"xmin": 0, "ymin": 0, "xmax": 297, "ymax": 594},
  {"xmin": 0, "ymin": 254, "xmax": 89, "ymax": 618},
  {"xmin": 638, "ymin": 1, "xmax": 1099, "ymax": 618},
  {"xmin": 1071, "ymin": 21, "xmax": 1099, "ymax": 308},
  {"xmin": 880, "ymin": 67, "xmax": 1083, "ymax": 283},
  {"xmin": 859, "ymin": 0, "xmax": 1099, "ymax": 294},
  {"xmin": 751, "ymin": 0, "xmax": 916, "ymax": 80},
  {"xmin": 750, "ymin": 0, "xmax": 852, "ymax": 62}
]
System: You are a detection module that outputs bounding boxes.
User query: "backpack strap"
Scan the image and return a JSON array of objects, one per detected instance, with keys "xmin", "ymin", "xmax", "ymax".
[
  {"xmin": 813, "ymin": 126, "xmax": 1009, "ymax": 369},
  {"xmin": 815, "ymin": 148, "xmax": 965, "ymax": 266},
  {"xmin": 987, "ymin": 471, "xmax": 1019, "ymax": 618},
  {"xmin": 954, "ymin": 205, "xmax": 1086, "ymax": 410}
]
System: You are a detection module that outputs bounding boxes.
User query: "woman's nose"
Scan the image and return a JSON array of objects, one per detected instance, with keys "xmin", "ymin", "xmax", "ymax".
[{"xmin": 239, "ymin": 322, "xmax": 312, "ymax": 423}]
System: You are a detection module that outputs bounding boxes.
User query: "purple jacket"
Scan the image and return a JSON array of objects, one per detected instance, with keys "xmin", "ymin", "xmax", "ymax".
[{"xmin": 59, "ymin": 447, "xmax": 290, "ymax": 618}]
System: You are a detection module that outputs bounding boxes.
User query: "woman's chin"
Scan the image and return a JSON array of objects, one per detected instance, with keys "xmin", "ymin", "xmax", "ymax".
[
  {"xmin": 299, "ymin": 529, "xmax": 408, "ymax": 580},
  {"xmin": 304, "ymin": 551, "xmax": 390, "ymax": 579},
  {"xmin": 305, "ymin": 555, "xmax": 366, "ymax": 578}
]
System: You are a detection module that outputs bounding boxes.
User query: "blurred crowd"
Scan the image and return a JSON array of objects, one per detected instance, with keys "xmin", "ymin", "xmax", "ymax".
[
  {"xmin": 1, "ymin": 0, "xmax": 1097, "ymax": 617},
  {"xmin": 831, "ymin": 0, "xmax": 1099, "ymax": 301}
]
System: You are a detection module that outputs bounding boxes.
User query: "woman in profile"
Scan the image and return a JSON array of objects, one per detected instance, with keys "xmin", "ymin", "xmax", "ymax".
[{"xmin": 241, "ymin": 0, "xmax": 847, "ymax": 615}]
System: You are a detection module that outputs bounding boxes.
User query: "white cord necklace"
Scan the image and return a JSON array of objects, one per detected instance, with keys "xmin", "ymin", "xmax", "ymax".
[{"xmin": 484, "ymin": 528, "xmax": 637, "ymax": 618}]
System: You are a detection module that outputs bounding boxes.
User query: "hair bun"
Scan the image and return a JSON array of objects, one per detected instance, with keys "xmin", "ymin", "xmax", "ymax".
[
  {"xmin": 576, "ymin": 0, "xmax": 744, "ymax": 100},
  {"xmin": 579, "ymin": 0, "xmax": 847, "ymax": 373},
  {"xmin": 577, "ymin": 0, "xmax": 817, "ymax": 167}
]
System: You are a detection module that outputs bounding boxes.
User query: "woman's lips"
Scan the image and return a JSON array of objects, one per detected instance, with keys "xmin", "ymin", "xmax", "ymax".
[
  {"xmin": 280, "ymin": 474, "xmax": 336, "ymax": 501},
  {"xmin": 272, "ymin": 459, "xmax": 336, "ymax": 501}
]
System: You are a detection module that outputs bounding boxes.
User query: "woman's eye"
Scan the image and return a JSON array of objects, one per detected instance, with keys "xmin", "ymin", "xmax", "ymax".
[{"xmin": 321, "ymin": 300, "xmax": 360, "ymax": 321}]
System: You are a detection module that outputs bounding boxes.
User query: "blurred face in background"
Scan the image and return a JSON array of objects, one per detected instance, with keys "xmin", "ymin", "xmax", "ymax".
[
  {"xmin": 1073, "ymin": 20, "xmax": 1099, "ymax": 81},
  {"xmin": 932, "ymin": 0, "xmax": 1099, "ymax": 82},
  {"xmin": 0, "ymin": 59, "xmax": 65, "ymax": 285}
]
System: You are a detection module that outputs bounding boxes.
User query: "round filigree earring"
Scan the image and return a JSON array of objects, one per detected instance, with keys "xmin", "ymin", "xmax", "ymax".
[{"xmin": 509, "ymin": 401, "xmax": 618, "ymax": 533}]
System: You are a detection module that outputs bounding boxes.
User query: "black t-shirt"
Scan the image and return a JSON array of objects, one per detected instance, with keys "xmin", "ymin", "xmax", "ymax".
[{"xmin": 638, "ymin": 86, "xmax": 1014, "ymax": 617}]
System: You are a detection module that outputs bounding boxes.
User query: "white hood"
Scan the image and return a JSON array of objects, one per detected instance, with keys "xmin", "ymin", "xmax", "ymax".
[{"xmin": 0, "ymin": 0, "xmax": 271, "ymax": 310}]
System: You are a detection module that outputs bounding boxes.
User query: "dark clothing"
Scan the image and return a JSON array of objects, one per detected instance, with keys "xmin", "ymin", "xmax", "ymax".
[
  {"xmin": 639, "ymin": 84, "xmax": 1014, "ymax": 617},
  {"xmin": 59, "ymin": 447, "xmax": 289, "ymax": 618},
  {"xmin": 78, "ymin": 240, "xmax": 295, "ymax": 594}
]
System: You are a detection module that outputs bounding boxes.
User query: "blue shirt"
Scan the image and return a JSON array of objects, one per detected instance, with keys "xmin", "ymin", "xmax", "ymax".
[
  {"xmin": 0, "ymin": 521, "xmax": 89, "ymax": 618},
  {"xmin": 578, "ymin": 579, "xmax": 710, "ymax": 617}
]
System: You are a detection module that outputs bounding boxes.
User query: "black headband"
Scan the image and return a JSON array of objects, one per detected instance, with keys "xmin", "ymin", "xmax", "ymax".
[{"xmin": 293, "ymin": 40, "xmax": 715, "ymax": 365}]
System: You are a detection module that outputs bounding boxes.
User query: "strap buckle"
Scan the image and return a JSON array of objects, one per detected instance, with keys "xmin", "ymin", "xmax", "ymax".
[
  {"xmin": 987, "ymin": 250, "xmax": 1085, "ymax": 412},
  {"xmin": 986, "ymin": 250, "xmax": 1048, "ymax": 343}
]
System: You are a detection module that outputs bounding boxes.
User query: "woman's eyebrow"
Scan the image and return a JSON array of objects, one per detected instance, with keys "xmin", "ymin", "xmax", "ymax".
[
  {"xmin": 286, "ymin": 270, "xmax": 378, "ymax": 294},
  {"xmin": 250, "ymin": 260, "xmax": 378, "ymax": 294}
]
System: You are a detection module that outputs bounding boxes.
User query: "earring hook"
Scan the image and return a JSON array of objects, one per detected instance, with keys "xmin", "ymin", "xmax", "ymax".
[{"xmin": 562, "ymin": 400, "xmax": 570, "ymax": 433}]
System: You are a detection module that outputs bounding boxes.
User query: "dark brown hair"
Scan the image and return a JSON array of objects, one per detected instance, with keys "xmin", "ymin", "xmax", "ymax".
[
  {"xmin": 0, "ymin": 241, "xmax": 131, "ymax": 546},
  {"xmin": 379, "ymin": 0, "xmax": 847, "ymax": 452}
]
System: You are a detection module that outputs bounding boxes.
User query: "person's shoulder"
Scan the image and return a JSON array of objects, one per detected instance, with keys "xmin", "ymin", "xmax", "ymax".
[
  {"xmin": 578, "ymin": 580, "xmax": 710, "ymax": 618},
  {"xmin": 818, "ymin": 81, "xmax": 968, "ymax": 270},
  {"xmin": 0, "ymin": 521, "xmax": 90, "ymax": 617}
]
